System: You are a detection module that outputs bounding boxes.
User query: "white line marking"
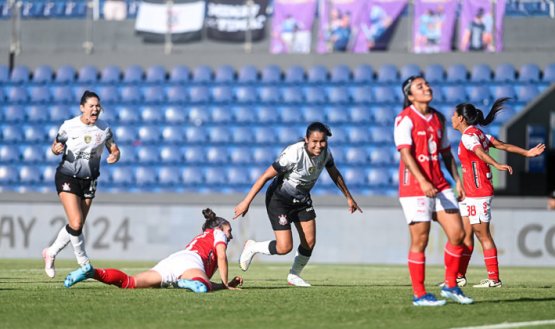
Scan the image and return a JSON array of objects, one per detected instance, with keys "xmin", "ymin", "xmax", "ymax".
[{"xmin": 451, "ymin": 319, "xmax": 555, "ymax": 329}]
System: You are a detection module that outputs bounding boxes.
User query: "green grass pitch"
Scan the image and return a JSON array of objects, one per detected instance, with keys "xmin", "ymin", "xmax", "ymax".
[{"xmin": 1, "ymin": 259, "xmax": 554, "ymax": 329}]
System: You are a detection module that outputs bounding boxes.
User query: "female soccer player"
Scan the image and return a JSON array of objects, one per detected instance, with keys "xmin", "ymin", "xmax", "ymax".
[
  {"xmin": 451, "ymin": 98, "xmax": 545, "ymax": 288},
  {"xmin": 233, "ymin": 122, "xmax": 362, "ymax": 287},
  {"xmin": 42, "ymin": 90, "xmax": 120, "ymax": 279},
  {"xmin": 394, "ymin": 76, "xmax": 473, "ymax": 306},
  {"xmin": 64, "ymin": 208, "xmax": 243, "ymax": 292}
]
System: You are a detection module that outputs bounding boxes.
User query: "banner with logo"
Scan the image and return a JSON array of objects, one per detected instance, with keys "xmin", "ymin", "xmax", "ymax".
[
  {"xmin": 206, "ymin": 0, "xmax": 269, "ymax": 42},
  {"xmin": 458, "ymin": 0, "xmax": 506, "ymax": 52},
  {"xmin": 135, "ymin": 0, "xmax": 205, "ymax": 43},
  {"xmin": 356, "ymin": 0, "xmax": 408, "ymax": 52},
  {"xmin": 412, "ymin": 0, "xmax": 457, "ymax": 53},
  {"xmin": 317, "ymin": 0, "xmax": 366, "ymax": 53},
  {"xmin": 270, "ymin": 0, "xmax": 317, "ymax": 54}
]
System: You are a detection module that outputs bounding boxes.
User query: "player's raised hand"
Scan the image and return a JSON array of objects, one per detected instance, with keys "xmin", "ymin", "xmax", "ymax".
[
  {"xmin": 233, "ymin": 201, "xmax": 250, "ymax": 219},
  {"xmin": 494, "ymin": 163, "xmax": 513, "ymax": 175},
  {"xmin": 526, "ymin": 143, "xmax": 546, "ymax": 157},
  {"xmin": 106, "ymin": 153, "xmax": 119, "ymax": 164},
  {"xmin": 348, "ymin": 198, "xmax": 363, "ymax": 214}
]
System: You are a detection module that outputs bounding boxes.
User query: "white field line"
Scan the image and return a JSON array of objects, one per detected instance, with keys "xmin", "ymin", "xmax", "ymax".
[{"xmin": 451, "ymin": 319, "xmax": 555, "ymax": 329}]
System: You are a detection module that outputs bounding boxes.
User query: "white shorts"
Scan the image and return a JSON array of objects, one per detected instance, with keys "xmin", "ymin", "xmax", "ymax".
[
  {"xmin": 151, "ymin": 250, "xmax": 205, "ymax": 288},
  {"xmin": 459, "ymin": 197, "xmax": 493, "ymax": 224},
  {"xmin": 399, "ymin": 189, "xmax": 459, "ymax": 224}
]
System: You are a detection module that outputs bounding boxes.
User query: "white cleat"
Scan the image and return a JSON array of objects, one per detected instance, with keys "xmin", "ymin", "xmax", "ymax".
[
  {"xmin": 239, "ymin": 240, "xmax": 256, "ymax": 271},
  {"xmin": 42, "ymin": 248, "xmax": 56, "ymax": 278},
  {"xmin": 287, "ymin": 273, "xmax": 311, "ymax": 287},
  {"xmin": 473, "ymin": 279, "xmax": 502, "ymax": 288},
  {"xmin": 439, "ymin": 276, "xmax": 467, "ymax": 288}
]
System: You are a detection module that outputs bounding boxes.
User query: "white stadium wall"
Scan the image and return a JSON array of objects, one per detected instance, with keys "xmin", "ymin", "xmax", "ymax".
[{"xmin": 1, "ymin": 197, "xmax": 554, "ymax": 267}]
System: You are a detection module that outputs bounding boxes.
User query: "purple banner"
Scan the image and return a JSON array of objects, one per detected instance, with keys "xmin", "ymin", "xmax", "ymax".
[
  {"xmin": 356, "ymin": 0, "xmax": 407, "ymax": 52},
  {"xmin": 412, "ymin": 0, "xmax": 457, "ymax": 53},
  {"xmin": 317, "ymin": 0, "xmax": 366, "ymax": 53},
  {"xmin": 459, "ymin": 0, "xmax": 505, "ymax": 52},
  {"xmin": 271, "ymin": 0, "xmax": 317, "ymax": 54}
]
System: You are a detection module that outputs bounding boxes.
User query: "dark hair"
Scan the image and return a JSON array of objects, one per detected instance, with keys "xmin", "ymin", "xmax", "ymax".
[
  {"xmin": 80, "ymin": 90, "xmax": 100, "ymax": 106},
  {"xmin": 201, "ymin": 208, "xmax": 230, "ymax": 231},
  {"xmin": 306, "ymin": 122, "xmax": 332, "ymax": 138},
  {"xmin": 401, "ymin": 75, "xmax": 425, "ymax": 108},
  {"xmin": 455, "ymin": 97, "xmax": 509, "ymax": 127}
]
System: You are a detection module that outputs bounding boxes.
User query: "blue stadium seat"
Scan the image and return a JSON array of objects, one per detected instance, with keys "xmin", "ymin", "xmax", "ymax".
[
  {"xmin": 184, "ymin": 126, "xmax": 208, "ymax": 143},
  {"xmin": 494, "ymin": 63, "xmax": 517, "ymax": 82},
  {"xmin": 343, "ymin": 167, "xmax": 367, "ymax": 187},
  {"xmin": 542, "ymin": 63, "xmax": 555, "ymax": 83},
  {"xmin": 207, "ymin": 126, "xmax": 232, "ymax": 143},
  {"xmin": 41, "ymin": 166, "xmax": 56, "ymax": 184},
  {"xmin": 169, "ymin": 65, "xmax": 190, "ymax": 83},
  {"xmin": 276, "ymin": 126, "xmax": 302, "ymax": 144},
  {"xmin": 3, "ymin": 105, "xmax": 25, "ymax": 122},
  {"xmin": 210, "ymin": 106, "xmax": 233, "ymax": 123},
  {"xmin": 29, "ymin": 86, "xmax": 51, "ymax": 103},
  {"xmin": 145, "ymin": 65, "xmax": 166, "ymax": 83},
  {"xmin": 229, "ymin": 147, "xmax": 252, "ymax": 164},
  {"xmin": 214, "ymin": 65, "xmax": 236, "ymax": 83},
  {"xmin": 140, "ymin": 106, "xmax": 163, "ymax": 123},
  {"xmin": 49, "ymin": 105, "xmax": 72, "ymax": 122},
  {"xmin": 55, "ymin": 65, "xmax": 77, "ymax": 84},
  {"xmin": 347, "ymin": 126, "xmax": 369, "ymax": 143},
  {"xmin": 77, "ymin": 65, "xmax": 99, "ymax": 84},
  {"xmin": 258, "ymin": 86, "xmax": 281, "ymax": 103},
  {"xmin": 252, "ymin": 147, "xmax": 275, "ymax": 164},
  {"xmin": 350, "ymin": 106, "xmax": 372, "ymax": 123},
  {"xmin": 143, "ymin": 86, "xmax": 166, "ymax": 103},
  {"xmin": 0, "ymin": 144, "xmax": 20, "ymax": 163},
  {"xmin": 19, "ymin": 165, "xmax": 41, "ymax": 184},
  {"xmin": 388, "ymin": 167, "xmax": 399, "ymax": 186},
  {"xmin": 95, "ymin": 85, "xmax": 119, "ymax": 103},
  {"xmin": 10, "ymin": 65, "xmax": 30, "ymax": 84},
  {"xmin": 189, "ymin": 86, "xmax": 211, "ymax": 103},
  {"xmin": 255, "ymin": 106, "xmax": 278, "ymax": 124},
  {"xmin": 248, "ymin": 166, "xmax": 265, "ymax": 182},
  {"xmin": 330, "ymin": 65, "xmax": 351, "ymax": 83},
  {"xmin": 344, "ymin": 147, "xmax": 368, "ymax": 164},
  {"xmin": 302, "ymin": 106, "xmax": 326, "ymax": 123},
  {"xmin": 283, "ymin": 65, "xmax": 305, "ymax": 84},
  {"xmin": 326, "ymin": 106, "xmax": 348, "ymax": 124},
  {"xmin": 0, "ymin": 165, "xmax": 19, "ymax": 184},
  {"xmin": 100, "ymin": 65, "xmax": 122, "ymax": 84},
  {"xmin": 120, "ymin": 86, "xmax": 143, "ymax": 103},
  {"xmin": 399, "ymin": 64, "xmax": 421, "ymax": 81},
  {"xmin": 204, "ymin": 167, "xmax": 226, "ymax": 185},
  {"xmin": 491, "ymin": 85, "xmax": 516, "ymax": 100},
  {"xmin": 117, "ymin": 145, "xmax": 137, "ymax": 164},
  {"xmin": 33, "ymin": 65, "xmax": 54, "ymax": 84},
  {"xmin": 369, "ymin": 146, "xmax": 392, "ymax": 165},
  {"xmin": 161, "ymin": 126, "xmax": 185, "ymax": 143},
  {"xmin": 211, "ymin": 86, "xmax": 234, "ymax": 103},
  {"xmin": 353, "ymin": 64, "xmax": 374, "ymax": 83},
  {"xmin": 516, "ymin": 84, "xmax": 540, "ymax": 103},
  {"xmin": 6, "ymin": 86, "xmax": 28, "ymax": 103},
  {"xmin": 494, "ymin": 107, "xmax": 517, "ymax": 124},
  {"xmin": 367, "ymin": 168, "xmax": 389, "ymax": 186},
  {"xmin": 183, "ymin": 146, "xmax": 205, "ymax": 164},
  {"xmin": 123, "ymin": 65, "xmax": 144, "ymax": 84},
  {"xmin": 0, "ymin": 65, "xmax": 9, "ymax": 84},
  {"xmin": 281, "ymin": 87, "xmax": 304, "ymax": 104},
  {"xmin": 470, "ymin": 64, "xmax": 492, "ymax": 83},
  {"xmin": 231, "ymin": 126, "xmax": 254, "ymax": 143},
  {"xmin": 279, "ymin": 106, "xmax": 303, "ymax": 123},
  {"xmin": 423, "ymin": 64, "xmax": 445, "ymax": 83},
  {"xmin": 116, "ymin": 105, "xmax": 138, "ymax": 123},
  {"xmin": 373, "ymin": 86, "xmax": 397, "ymax": 103},
  {"xmin": 164, "ymin": 106, "xmax": 186, "ymax": 123},
  {"xmin": 330, "ymin": 126, "xmax": 348, "ymax": 143},
  {"xmin": 518, "ymin": 63, "xmax": 541, "ymax": 83},
  {"xmin": 166, "ymin": 86, "xmax": 188, "ymax": 103},
  {"xmin": 111, "ymin": 166, "xmax": 134, "ymax": 186},
  {"xmin": 369, "ymin": 126, "xmax": 393, "ymax": 143},
  {"xmin": 376, "ymin": 64, "xmax": 399, "ymax": 83},
  {"xmin": 234, "ymin": 86, "xmax": 257, "ymax": 103},
  {"xmin": 233, "ymin": 106, "xmax": 256, "ymax": 124},
  {"xmin": 238, "ymin": 65, "xmax": 258, "ymax": 83},
  {"xmin": 23, "ymin": 124, "xmax": 46, "ymax": 142},
  {"xmin": 137, "ymin": 125, "xmax": 161, "ymax": 143},
  {"xmin": 467, "ymin": 85, "xmax": 492, "ymax": 104},
  {"xmin": 443, "ymin": 85, "xmax": 467, "ymax": 103},
  {"xmin": 114, "ymin": 126, "xmax": 137, "ymax": 144},
  {"xmin": 307, "ymin": 65, "xmax": 328, "ymax": 84},
  {"xmin": 304, "ymin": 87, "xmax": 327, "ymax": 104},
  {"xmin": 51, "ymin": 86, "xmax": 74, "ymax": 103},
  {"xmin": 261, "ymin": 65, "xmax": 282, "ymax": 83},
  {"xmin": 182, "ymin": 167, "xmax": 204, "ymax": 185},
  {"xmin": 188, "ymin": 106, "xmax": 210, "ymax": 125},
  {"xmin": 446, "ymin": 64, "xmax": 468, "ymax": 82},
  {"xmin": 253, "ymin": 127, "xmax": 277, "ymax": 144},
  {"xmin": 371, "ymin": 106, "xmax": 393, "ymax": 125},
  {"xmin": 157, "ymin": 166, "xmax": 181, "ymax": 186},
  {"xmin": 192, "ymin": 65, "xmax": 213, "ymax": 83},
  {"xmin": 136, "ymin": 146, "xmax": 159, "ymax": 164},
  {"xmin": 328, "ymin": 87, "xmax": 350, "ymax": 104},
  {"xmin": 206, "ymin": 146, "xmax": 229, "ymax": 164},
  {"xmin": 350, "ymin": 86, "xmax": 373, "ymax": 104},
  {"xmin": 226, "ymin": 167, "xmax": 250, "ymax": 186}
]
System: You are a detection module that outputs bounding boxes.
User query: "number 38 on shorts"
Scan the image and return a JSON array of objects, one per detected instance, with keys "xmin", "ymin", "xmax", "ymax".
[{"xmin": 459, "ymin": 197, "xmax": 493, "ymax": 224}]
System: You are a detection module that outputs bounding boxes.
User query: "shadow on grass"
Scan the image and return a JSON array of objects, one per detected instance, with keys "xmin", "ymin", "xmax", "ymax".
[{"xmin": 479, "ymin": 296, "xmax": 555, "ymax": 304}]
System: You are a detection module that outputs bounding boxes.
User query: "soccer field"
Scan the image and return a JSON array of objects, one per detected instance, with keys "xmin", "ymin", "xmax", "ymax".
[{"xmin": 1, "ymin": 259, "xmax": 554, "ymax": 329}]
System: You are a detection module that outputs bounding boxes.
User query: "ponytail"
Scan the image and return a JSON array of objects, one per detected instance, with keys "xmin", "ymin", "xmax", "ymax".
[
  {"xmin": 455, "ymin": 97, "xmax": 510, "ymax": 127},
  {"xmin": 201, "ymin": 208, "xmax": 230, "ymax": 231}
]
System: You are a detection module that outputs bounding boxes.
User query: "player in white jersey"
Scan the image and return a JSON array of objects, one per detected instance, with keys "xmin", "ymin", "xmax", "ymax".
[
  {"xmin": 234, "ymin": 122, "xmax": 362, "ymax": 287},
  {"xmin": 42, "ymin": 91, "xmax": 121, "ymax": 284},
  {"xmin": 64, "ymin": 208, "xmax": 243, "ymax": 293}
]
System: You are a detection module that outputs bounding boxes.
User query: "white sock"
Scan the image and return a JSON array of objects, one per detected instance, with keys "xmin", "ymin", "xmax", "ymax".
[
  {"xmin": 47, "ymin": 226, "xmax": 71, "ymax": 258},
  {"xmin": 290, "ymin": 251, "xmax": 310, "ymax": 276},
  {"xmin": 251, "ymin": 240, "xmax": 273, "ymax": 255},
  {"xmin": 69, "ymin": 233, "xmax": 90, "ymax": 266}
]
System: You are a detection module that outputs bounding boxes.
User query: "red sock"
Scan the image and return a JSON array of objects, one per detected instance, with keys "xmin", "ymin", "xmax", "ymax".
[
  {"xmin": 93, "ymin": 268, "xmax": 136, "ymax": 289},
  {"xmin": 458, "ymin": 244, "xmax": 474, "ymax": 278},
  {"xmin": 444, "ymin": 243, "xmax": 464, "ymax": 288},
  {"xmin": 191, "ymin": 276, "xmax": 212, "ymax": 292},
  {"xmin": 483, "ymin": 248, "xmax": 499, "ymax": 281},
  {"xmin": 408, "ymin": 252, "xmax": 426, "ymax": 297}
]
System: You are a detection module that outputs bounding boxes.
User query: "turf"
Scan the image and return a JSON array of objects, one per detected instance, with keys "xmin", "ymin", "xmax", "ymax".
[{"xmin": 1, "ymin": 259, "xmax": 554, "ymax": 329}]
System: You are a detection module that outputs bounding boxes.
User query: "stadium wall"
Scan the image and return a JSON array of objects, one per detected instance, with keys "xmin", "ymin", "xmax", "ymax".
[{"xmin": 1, "ymin": 194, "xmax": 553, "ymax": 267}]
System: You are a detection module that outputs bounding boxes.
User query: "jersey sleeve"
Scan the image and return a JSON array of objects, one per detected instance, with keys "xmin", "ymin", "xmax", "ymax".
[
  {"xmin": 461, "ymin": 133, "xmax": 482, "ymax": 152},
  {"xmin": 213, "ymin": 229, "xmax": 228, "ymax": 249},
  {"xmin": 485, "ymin": 134, "xmax": 495, "ymax": 147},
  {"xmin": 394, "ymin": 115, "xmax": 413, "ymax": 150},
  {"xmin": 272, "ymin": 144, "xmax": 297, "ymax": 174},
  {"xmin": 105, "ymin": 127, "xmax": 116, "ymax": 148},
  {"xmin": 56, "ymin": 121, "xmax": 69, "ymax": 143}
]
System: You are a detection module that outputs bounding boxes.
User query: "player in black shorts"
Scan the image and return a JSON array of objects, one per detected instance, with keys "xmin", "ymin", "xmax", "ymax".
[{"xmin": 233, "ymin": 122, "xmax": 362, "ymax": 286}]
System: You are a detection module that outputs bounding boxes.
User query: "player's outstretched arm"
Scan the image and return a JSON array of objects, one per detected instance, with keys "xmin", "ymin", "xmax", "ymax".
[
  {"xmin": 491, "ymin": 137, "xmax": 546, "ymax": 158},
  {"xmin": 233, "ymin": 166, "xmax": 278, "ymax": 219},
  {"xmin": 474, "ymin": 146, "xmax": 513, "ymax": 174},
  {"xmin": 326, "ymin": 165, "xmax": 362, "ymax": 213}
]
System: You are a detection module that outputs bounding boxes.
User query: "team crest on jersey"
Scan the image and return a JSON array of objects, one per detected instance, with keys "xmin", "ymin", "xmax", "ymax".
[
  {"xmin": 62, "ymin": 182, "xmax": 71, "ymax": 192},
  {"xmin": 84, "ymin": 135, "xmax": 92, "ymax": 144},
  {"xmin": 308, "ymin": 166, "xmax": 316, "ymax": 175},
  {"xmin": 278, "ymin": 214, "xmax": 288, "ymax": 226}
]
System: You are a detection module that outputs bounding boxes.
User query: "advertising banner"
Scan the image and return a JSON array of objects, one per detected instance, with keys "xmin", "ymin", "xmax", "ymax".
[
  {"xmin": 270, "ymin": 0, "xmax": 318, "ymax": 54},
  {"xmin": 206, "ymin": 0, "xmax": 269, "ymax": 42},
  {"xmin": 357, "ymin": 0, "xmax": 407, "ymax": 52},
  {"xmin": 459, "ymin": 0, "xmax": 506, "ymax": 52},
  {"xmin": 412, "ymin": 0, "xmax": 457, "ymax": 53},
  {"xmin": 317, "ymin": 0, "xmax": 366, "ymax": 53}
]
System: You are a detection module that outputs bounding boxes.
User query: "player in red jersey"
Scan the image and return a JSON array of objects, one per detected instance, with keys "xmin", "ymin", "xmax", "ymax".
[
  {"xmin": 63, "ymin": 208, "xmax": 243, "ymax": 293},
  {"xmin": 451, "ymin": 97, "xmax": 545, "ymax": 288},
  {"xmin": 394, "ymin": 76, "xmax": 472, "ymax": 306}
]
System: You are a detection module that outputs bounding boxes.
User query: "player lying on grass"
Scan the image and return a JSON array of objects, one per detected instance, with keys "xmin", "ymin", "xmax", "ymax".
[{"xmin": 63, "ymin": 208, "xmax": 243, "ymax": 293}]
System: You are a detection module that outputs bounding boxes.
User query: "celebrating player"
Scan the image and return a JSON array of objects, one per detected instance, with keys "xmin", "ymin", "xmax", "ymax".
[
  {"xmin": 42, "ymin": 90, "xmax": 120, "ymax": 280},
  {"xmin": 451, "ymin": 97, "xmax": 545, "ymax": 288},
  {"xmin": 64, "ymin": 208, "xmax": 243, "ymax": 292},
  {"xmin": 394, "ymin": 76, "xmax": 473, "ymax": 306},
  {"xmin": 233, "ymin": 122, "xmax": 362, "ymax": 287}
]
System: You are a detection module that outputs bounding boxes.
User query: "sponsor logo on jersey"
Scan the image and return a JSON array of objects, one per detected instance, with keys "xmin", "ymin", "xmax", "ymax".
[
  {"xmin": 84, "ymin": 135, "xmax": 92, "ymax": 144},
  {"xmin": 417, "ymin": 131, "xmax": 426, "ymax": 136},
  {"xmin": 278, "ymin": 214, "xmax": 288, "ymax": 226},
  {"xmin": 417, "ymin": 154, "xmax": 438, "ymax": 162},
  {"xmin": 62, "ymin": 182, "xmax": 71, "ymax": 192}
]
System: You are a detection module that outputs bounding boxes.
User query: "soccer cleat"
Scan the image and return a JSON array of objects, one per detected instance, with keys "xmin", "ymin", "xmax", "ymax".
[
  {"xmin": 438, "ymin": 276, "xmax": 467, "ymax": 288},
  {"xmin": 176, "ymin": 279, "xmax": 208, "ymax": 293},
  {"xmin": 412, "ymin": 293, "xmax": 446, "ymax": 307},
  {"xmin": 64, "ymin": 263, "xmax": 94, "ymax": 288},
  {"xmin": 473, "ymin": 279, "xmax": 502, "ymax": 288},
  {"xmin": 287, "ymin": 273, "xmax": 311, "ymax": 287},
  {"xmin": 239, "ymin": 240, "xmax": 256, "ymax": 271},
  {"xmin": 441, "ymin": 286, "xmax": 474, "ymax": 304},
  {"xmin": 42, "ymin": 248, "xmax": 56, "ymax": 278}
]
